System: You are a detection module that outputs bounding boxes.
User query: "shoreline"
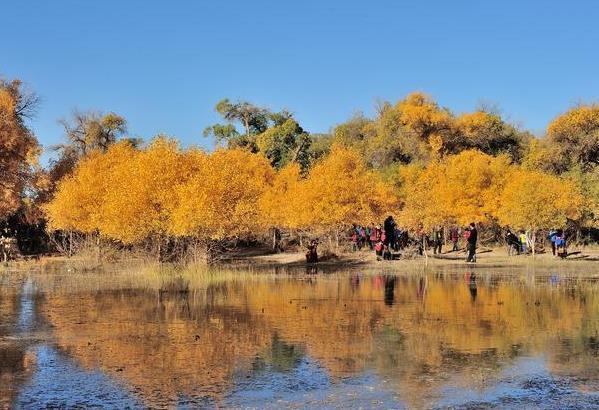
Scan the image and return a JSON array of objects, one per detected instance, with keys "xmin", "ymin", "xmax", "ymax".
[
  {"xmin": 2, "ymin": 246, "xmax": 599, "ymax": 275},
  {"xmin": 221, "ymin": 246, "xmax": 599, "ymax": 270}
]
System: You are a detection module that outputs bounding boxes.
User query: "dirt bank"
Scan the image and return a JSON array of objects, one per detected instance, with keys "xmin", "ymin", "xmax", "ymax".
[{"xmin": 221, "ymin": 245, "xmax": 599, "ymax": 270}]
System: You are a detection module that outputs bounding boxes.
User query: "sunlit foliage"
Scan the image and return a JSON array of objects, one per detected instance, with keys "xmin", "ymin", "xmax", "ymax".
[
  {"xmin": 45, "ymin": 143, "xmax": 398, "ymax": 247},
  {"xmin": 547, "ymin": 104, "xmax": 599, "ymax": 172},
  {"xmin": 171, "ymin": 149, "xmax": 275, "ymax": 240},
  {"xmin": 293, "ymin": 145, "xmax": 399, "ymax": 234},
  {"xmin": 0, "ymin": 79, "xmax": 40, "ymax": 220},
  {"xmin": 397, "ymin": 150, "xmax": 511, "ymax": 229},
  {"xmin": 497, "ymin": 170, "xmax": 584, "ymax": 244},
  {"xmin": 333, "ymin": 92, "xmax": 528, "ymax": 168},
  {"xmin": 36, "ymin": 89, "xmax": 599, "ymax": 253}
]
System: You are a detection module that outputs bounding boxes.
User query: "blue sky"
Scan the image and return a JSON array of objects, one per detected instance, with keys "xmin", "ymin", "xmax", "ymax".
[{"xmin": 2, "ymin": 0, "xmax": 598, "ymax": 155}]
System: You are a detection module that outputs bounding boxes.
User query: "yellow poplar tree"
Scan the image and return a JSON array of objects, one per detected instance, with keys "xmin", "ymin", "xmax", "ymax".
[
  {"xmin": 99, "ymin": 137, "xmax": 201, "ymax": 244},
  {"xmin": 397, "ymin": 150, "xmax": 512, "ymax": 230},
  {"xmin": 547, "ymin": 104, "xmax": 599, "ymax": 171},
  {"xmin": 170, "ymin": 149, "xmax": 275, "ymax": 240},
  {"xmin": 297, "ymin": 145, "xmax": 399, "ymax": 245},
  {"xmin": 497, "ymin": 169, "xmax": 584, "ymax": 254},
  {"xmin": 0, "ymin": 80, "xmax": 40, "ymax": 219},
  {"xmin": 45, "ymin": 142, "xmax": 137, "ymax": 233},
  {"xmin": 396, "ymin": 162, "xmax": 445, "ymax": 230},
  {"xmin": 441, "ymin": 150, "xmax": 512, "ymax": 224},
  {"xmin": 259, "ymin": 163, "xmax": 303, "ymax": 230}
]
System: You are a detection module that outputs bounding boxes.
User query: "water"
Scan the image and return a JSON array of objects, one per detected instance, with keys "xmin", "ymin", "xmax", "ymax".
[{"xmin": 2, "ymin": 266, "xmax": 599, "ymax": 408}]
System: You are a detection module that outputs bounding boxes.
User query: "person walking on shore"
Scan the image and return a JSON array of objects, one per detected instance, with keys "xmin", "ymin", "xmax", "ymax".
[{"xmin": 466, "ymin": 222, "xmax": 478, "ymax": 263}]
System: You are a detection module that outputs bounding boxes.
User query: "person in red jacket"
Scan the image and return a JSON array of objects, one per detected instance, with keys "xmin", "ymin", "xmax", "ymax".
[{"xmin": 449, "ymin": 226, "xmax": 460, "ymax": 252}]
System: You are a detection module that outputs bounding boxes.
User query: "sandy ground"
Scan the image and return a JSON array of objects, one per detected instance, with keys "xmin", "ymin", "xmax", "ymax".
[
  {"xmin": 2, "ymin": 245, "xmax": 599, "ymax": 274},
  {"xmin": 231, "ymin": 245, "xmax": 599, "ymax": 270}
]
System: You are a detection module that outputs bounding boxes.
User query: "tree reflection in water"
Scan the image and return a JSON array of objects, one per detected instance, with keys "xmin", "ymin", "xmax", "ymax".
[{"xmin": 4, "ymin": 269, "xmax": 599, "ymax": 407}]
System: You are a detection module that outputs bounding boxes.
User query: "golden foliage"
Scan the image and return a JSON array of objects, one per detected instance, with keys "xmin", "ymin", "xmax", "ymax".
[
  {"xmin": 293, "ymin": 145, "xmax": 399, "ymax": 232},
  {"xmin": 46, "ymin": 142, "xmax": 401, "ymax": 244},
  {"xmin": 397, "ymin": 150, "xmax": 511, "ymax": 229},
  {"xmin": 259, "ymin": 163, "xmax": 303, "ymax": 229},
  {"xmin": 547, "ymin": 104, "xmax": 599, "ymax": 171},
  {"xmin": 171, "ymin": 148, "xmax": 275, "ymax": 240},
  {"xmin": 548, "ymin": 104, "xmax": 599, "ymax": 138},
  {"xmin": 39, "ymin": 273, "xmax": 599, "ymax": 408},
  {"xmin": 47, "ymin": 143, "xmax": 276, "ymax": 243},
  {"xmin": 0, "ymin": 80, "xmax": 40, "ymax": 219},
  {"xmin": 44, "ymin": 144, "xmax": 132, "ymax": 233},
  {"xmin": 455, "ymin": 111, "xmax": 503, "ymax": 146},
  {"xmin": 100, "ymin": 137, "xmax": 199, "ymax": 243},
  {"xmin": 396, "ymin": 93, "xmax": 453, "ymax": 134},
  {"xmin": 497, "ymin": 169, "xmax": 584, "ymax": 231}
]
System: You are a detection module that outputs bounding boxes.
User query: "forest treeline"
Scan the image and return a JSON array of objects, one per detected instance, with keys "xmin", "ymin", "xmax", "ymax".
[{"xmin": 1, "ymin": 76, "xmax": 598, "ymax": 259}]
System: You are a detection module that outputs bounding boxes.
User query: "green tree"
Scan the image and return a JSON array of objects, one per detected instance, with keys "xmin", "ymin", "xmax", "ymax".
[{"xmin": 204, "ymin": 99, "xmax": 312, "ymax": 170}]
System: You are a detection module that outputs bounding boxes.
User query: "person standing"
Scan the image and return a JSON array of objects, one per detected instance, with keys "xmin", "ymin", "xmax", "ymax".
[
  {"xmin": 351, "ymin": 225, "xmax": 359, "ymax": 252},
  {"xmin": 505, "ymin": 229, "xmax": 520, "ymax": 256},
  {"xmin": 555, "ymin": 229, "xmax": 567, "ymax": 258},
  {"xmin": 519, "ymin": 230, "xmax": 527, "ymax": 254},
  {"xmin": 384, "ymin": 216, "xmax": 396, "ymax": 250},
  {"xmin": 433, "ymin": 226, "xmax": 443, "ymax": 255},
  {"xmin": 548, "ymin": 229, "xmax": 558, "ymax": 256},
  {"xmin": 466, "ymin": 222, "xmax": 478, "ymax": 263},
  {"xmin": 357, "ymin": 225, "xmax": 366, "ymax": 250},
  {"xmin": 449, "ymin": 226, "xmax": 459, "ymax": 252}
]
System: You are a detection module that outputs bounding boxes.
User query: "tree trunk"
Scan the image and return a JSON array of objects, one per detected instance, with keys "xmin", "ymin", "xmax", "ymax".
[
  {"xmin": 531, "ymin": 230, "xmax": 536, "ymax": 257},
  {"xmin": 95, "ymin": 233, "xmax": 100, "ymax": 263},
  {"xmin": 243, "ymin": 118, "xmax": 250, "ymax": 137},
  {"xmin": 157, "ymin": 239, "xmax": 162, "ymax": 263}
]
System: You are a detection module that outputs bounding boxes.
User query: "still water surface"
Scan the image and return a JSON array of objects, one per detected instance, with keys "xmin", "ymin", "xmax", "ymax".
[{"xmin": 2, "ymin": 266, "xmax": 599, "ymax": 408}]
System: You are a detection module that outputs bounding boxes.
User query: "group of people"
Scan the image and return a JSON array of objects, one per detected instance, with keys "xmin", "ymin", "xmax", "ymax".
[
  {"xmin": 412, "ymin": 223, "xmax": 478, "ymax": 262},
  {"xmin": 352, "ymin": 218, "xmax": 479, "ymax": 263},
  {"xmin": 351, "ymin": 216, "xmax": 409, "ymax": 261},
  {"xmin": 349, "ymin": 218, "xmax": 570, "ymax": 263},
  {"xmin": 505, "ymin": 229, "xmax": 567, "ymax": 257}
]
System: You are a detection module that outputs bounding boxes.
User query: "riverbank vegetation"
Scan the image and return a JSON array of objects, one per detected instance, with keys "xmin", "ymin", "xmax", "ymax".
[{"xmin": 2, "ymin": 74, "xmax": 599, "ymax": 262}]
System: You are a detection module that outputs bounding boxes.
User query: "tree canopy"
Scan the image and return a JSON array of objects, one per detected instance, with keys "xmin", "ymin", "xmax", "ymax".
[
  {"xmin": 204, "ymin": 99, "xmax": 312, "ymax": 170},
  {"xmin": 0, "ymin": 78, "xmax": 40, "ymax": 220}
]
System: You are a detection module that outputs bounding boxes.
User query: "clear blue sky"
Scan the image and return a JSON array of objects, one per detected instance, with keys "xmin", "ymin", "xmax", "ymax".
[{"xmin": 2, "ymin": 0, "xmax": 598, "ymax": 154}]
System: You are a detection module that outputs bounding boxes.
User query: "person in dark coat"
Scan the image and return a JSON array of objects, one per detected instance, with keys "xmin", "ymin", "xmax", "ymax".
[
  {"xmin": 433, "ymin": 226, "xmax": 443, "ymax": 255},
  {"xmin": 505, "ymin": 229, "xmax": 520, "ymax": 255},
  {"xmin": 466, "ymin": 222, "xmax": 478, "ymax": 262},
  {"xmin": 383, "ymin": 216, "xmax": 396, "ymax": 249}
]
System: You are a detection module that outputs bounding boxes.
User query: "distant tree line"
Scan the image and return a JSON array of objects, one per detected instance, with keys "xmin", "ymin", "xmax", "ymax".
[{"xmin": 2, "ymin": 74, "xmax": 599, "ymax": 259}]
